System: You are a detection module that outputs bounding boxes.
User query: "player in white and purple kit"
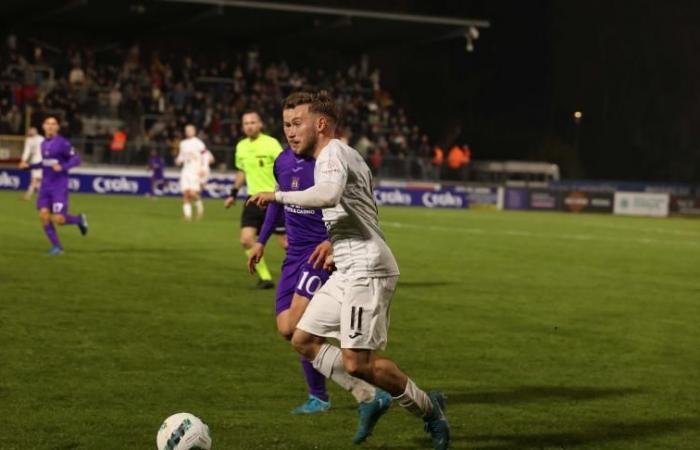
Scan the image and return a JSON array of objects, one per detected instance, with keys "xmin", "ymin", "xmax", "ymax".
[
  {"xmin": 20, "ymin": 116, "xmax": 87, "ymax": 255},
  {"xmin": 248, "ymin": 145, "xmax": 333, "ymax": 414},
  {"xmin": 248, "ymin": 107, "xmax": 391, "ymax": 443}
]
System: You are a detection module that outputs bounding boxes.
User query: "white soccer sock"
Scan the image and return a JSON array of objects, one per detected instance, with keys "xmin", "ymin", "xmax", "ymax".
[
  {"xmin": 312, "ymin": 343, "xmax": 376, "ymax": 403},
  {"xmin": 183, "ymin": 203, "xmax": 192, "ymax": 219},
  {"xmin": 195, "ymin": 199, "xmax": 204, "ymax": 216},
  {"xmin": 394, "ymin": 378, "xmax": 433, "ymax": 418}
]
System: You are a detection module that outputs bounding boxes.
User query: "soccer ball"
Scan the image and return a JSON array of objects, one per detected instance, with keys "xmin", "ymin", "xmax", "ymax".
[{"xmin": 156, "ymin": 412, "xmax": 212, "ymax": 450}]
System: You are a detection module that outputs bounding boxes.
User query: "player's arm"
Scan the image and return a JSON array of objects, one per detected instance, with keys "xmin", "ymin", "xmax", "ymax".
[
  {"xmin": 250, "ymin": 151, "xmax": 347, "ymax": 208},
  {"xmin": 247, "ymin": 201, "xmax": 283, "ymax": 273},
  {"xmin": 19, "ymin": 140, "xmax": 31, "ymax": 168},
  {"xmin": 175, "ymin": 144, "xmax": 184, "ymax": 166},
  {"xmin": 55, "ymin": 145, "xmax": 80, "ymax": 172}
]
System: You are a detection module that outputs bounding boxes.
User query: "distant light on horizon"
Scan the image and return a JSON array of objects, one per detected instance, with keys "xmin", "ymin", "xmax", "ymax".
[{"xmin": 574, "ymin": 111, "xmax": 583, "ymax": 120}]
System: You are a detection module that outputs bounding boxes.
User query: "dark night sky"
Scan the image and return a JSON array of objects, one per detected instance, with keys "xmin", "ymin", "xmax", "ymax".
[
  {"xmin": 371, "ymin": 0, "xmax": 700, "ymax": 182},
  {"xmin": 2, "ymin": 0, "xmax": 699, "ymax": 182}
]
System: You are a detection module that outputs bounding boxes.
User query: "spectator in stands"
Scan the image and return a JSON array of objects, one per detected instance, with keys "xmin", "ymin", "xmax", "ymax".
[
  {"xmin": 431, "ymin": 145, "xmax": 444, "ymax": 180},
  {"xmin": 110, "ymin": 127, "xmax": 127, "ymax": 165},
  {"xmin": 446, "ymin": 144, "xmax": 469, "ymax": 181}
]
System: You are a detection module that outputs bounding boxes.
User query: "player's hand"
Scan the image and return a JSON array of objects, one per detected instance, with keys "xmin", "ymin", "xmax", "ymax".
[
  {"xmin": 247, "ymin": 192, "xmax": 276, "ymax": 208},
  {"xmin": 247, "ymin": 243, "xmax": 265, "ymax": 274},
  {"xmin": 224, "ymin": 196, "xmax": 236, "ymax": 209},
  {"xmin": 18, "ymin": 161, "xmax": 29, "ymax": 169},
  {"xmin": 323, "ymin": 254, "xmax": 335, "ymax": 272},
  {"xmin": 52, "ymin": 163, "xmax": 63, "ymax": 172},
  {"xmin": 309, "ymin": 240, "xmax": 332, "ymax": 270}
]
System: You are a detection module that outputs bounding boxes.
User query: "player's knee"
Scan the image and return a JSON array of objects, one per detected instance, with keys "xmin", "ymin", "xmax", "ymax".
[
  {"xmin": 342, "ymin": 355, "xmax": 369, "ymax": 379},
  {"xmin": 39, "ymin": 210, "xmax": 51, "ymax": 224},
  {"xmin": 51, "ymin": 214, "xmax": 65, "ymax": 225},
  {"xmin": 240, "ymin": 236, "xmax": 254, "ymax": 249},
  {"xmin": 277, "ymin": 323, "xmax": 294, "ymax": 341},
  {"xmin": 291, "ymin": 330, "xmax": 312, "ymax": 356}
]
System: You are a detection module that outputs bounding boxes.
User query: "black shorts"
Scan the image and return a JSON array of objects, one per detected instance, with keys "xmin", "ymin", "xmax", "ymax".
[{"xmin": 241, "ymin": 199, "xmax": 286, "ymax": 234}]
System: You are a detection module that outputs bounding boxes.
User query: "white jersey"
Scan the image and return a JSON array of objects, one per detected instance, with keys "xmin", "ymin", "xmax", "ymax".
[
  {"xmin": 315, "ymin": 139, "xmax": 399, "ymax": 277},
  {"xmin": 22, "ymin": 135, "xmax": 44, "ymax": 164},
  {"xmin": 176, "ymin": 137, "xmax": 206, "ymax": 175}
]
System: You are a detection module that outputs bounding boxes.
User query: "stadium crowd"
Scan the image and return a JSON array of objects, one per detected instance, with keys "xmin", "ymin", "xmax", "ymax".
[{"xmin": 1, "ymin": 34, "xmax": 473, "ymax": 179}]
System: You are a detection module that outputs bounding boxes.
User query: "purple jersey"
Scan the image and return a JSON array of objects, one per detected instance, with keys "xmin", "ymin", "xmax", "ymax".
[
  {"xmin": 149, "ymin": 155, "xmax": 164, "ymax": 179},
  {"xmin": 258, "ymin": 148, "xmax": 328, "ymax": 253},
  {"xmin": 38, "ymin": 135, "xmax": 80, "ymax": 191}
]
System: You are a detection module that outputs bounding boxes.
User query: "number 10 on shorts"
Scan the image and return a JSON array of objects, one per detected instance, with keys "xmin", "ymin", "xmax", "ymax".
[{"xmin": 297, "ymin": 271, "xmax": 323, "ymax": 297}]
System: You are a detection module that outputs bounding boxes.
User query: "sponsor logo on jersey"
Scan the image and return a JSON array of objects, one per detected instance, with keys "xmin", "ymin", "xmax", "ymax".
[
  {"xmin": 291, "ymin": 176, "xmax": 300, "ymax": 190},
  {"xmin": 0, "ymin": 171, "xmax": 20, "ymax": 188}
]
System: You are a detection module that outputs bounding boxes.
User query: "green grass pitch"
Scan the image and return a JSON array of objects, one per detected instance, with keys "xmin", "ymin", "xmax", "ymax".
[{"xmin": 1, "ymin": 191, "xmax": 699, "ymax": 449}]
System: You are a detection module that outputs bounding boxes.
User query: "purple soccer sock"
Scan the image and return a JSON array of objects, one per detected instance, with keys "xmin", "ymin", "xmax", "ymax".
[
  {"xmin": 64, "ymin": 214, "xmax": 81, "ymax": 225},
  {"xmin": 301, "ymin": 356, "xmax": 328, "ymax": 401},
  {"xmin": 43, "ymin": 223, "xmax": 61, "ymax": 248}
]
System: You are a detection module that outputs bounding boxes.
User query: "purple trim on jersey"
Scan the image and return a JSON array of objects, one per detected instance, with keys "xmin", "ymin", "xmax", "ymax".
[{"xmin": 276, "ymin": 256, "xmax": 331, "ymax": 315}]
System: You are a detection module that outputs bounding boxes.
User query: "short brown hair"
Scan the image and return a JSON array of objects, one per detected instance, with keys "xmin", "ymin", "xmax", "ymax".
[{"xmin": 283, "ymin": 90, "xmax": 339, "ymax": 125}]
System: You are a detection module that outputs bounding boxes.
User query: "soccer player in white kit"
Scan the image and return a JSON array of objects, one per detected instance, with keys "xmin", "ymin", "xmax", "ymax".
[
  {"xmin": 248, "ymin": 91, "xmax": 450, "ymax": 450},
  {"xmin": 19, "ymin": 127, "xmax": 44, "ymax": 200},
  {"xmin": 176, "ymin": 124, "xmax": 206, "ymax": 221}
]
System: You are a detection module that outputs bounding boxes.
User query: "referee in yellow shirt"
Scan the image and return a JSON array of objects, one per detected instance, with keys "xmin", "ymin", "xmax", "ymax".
[{"xmin": 225, "ymin": 111, "xmax": 286, "ymax": 289}]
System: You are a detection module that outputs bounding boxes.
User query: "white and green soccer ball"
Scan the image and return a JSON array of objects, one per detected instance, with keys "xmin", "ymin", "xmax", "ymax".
[{"xmin": 156, "ymin": 412, "xmax": 212, "ymax": 450}]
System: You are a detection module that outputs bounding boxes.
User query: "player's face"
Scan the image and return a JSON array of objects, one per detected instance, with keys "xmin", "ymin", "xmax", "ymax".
[
  {"xmin": 185, "ymin": 125, "xmax": 196, "ymax": 138},
  {"xmin": 43, "ymin": 118, "xmax": 59, "ymax": 137},
  {"xmin": 27, "ymin": 127, "xmax": 37, "ymax": 137},
  {"xmin": 283, "ymin": 104, "xmax": 317, "ymax": 156},
  {"xmin": 242, "ymin": 113, "xmax": 262, "ymax": 139},
  {"xmin": 282, "ymin": 108, "xmax": 301, "ymax": 154}
]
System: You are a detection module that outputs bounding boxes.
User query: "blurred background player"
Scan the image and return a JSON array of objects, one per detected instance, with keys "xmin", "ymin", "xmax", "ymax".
[
  {"xmin": 20, "ymin": 116, "xmax": 87, "ymax": 255},
  {"xmin": 19, "ymin": 126, "xmax": 44, "ymax": 200},
  {"xmin": 176, "ymin": 124, "xmax": 206, "ymax": 221},
  {"xmin": 224, "ymin": 111, "xmax": 284, "ymax": 289},
  {"xmin": 200, "ymin": 147, "xmax": 215, "ymax": 192},
  {"xmin": 148, "ymin": 148, "xmax": 165, "ymax": 197}
]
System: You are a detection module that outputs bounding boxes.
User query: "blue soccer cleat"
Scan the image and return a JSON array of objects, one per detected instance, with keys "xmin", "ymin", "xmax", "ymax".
[
  {"xmin": 78, "ymin": 213, "xmax": 88, "ymax": 236},
  {"xmin": 291, "ymin": 395, "xmax": 331, "ymax": 414},
  {"xmin": 46, "ymin": 245, "xmax": 64, "ymax": 256},
  {"xmin": 352, "ymin": 389, "xmax": 392, "ymax": 444},
  {"xmin": 423, "ymin": 391, "xmax": 450, "ymax": 450}
]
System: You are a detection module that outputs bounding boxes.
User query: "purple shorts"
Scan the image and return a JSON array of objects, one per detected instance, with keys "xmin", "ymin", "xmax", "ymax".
[
  {"xmin": 37, "ymin": 187, "xmax": 69, "ymax": 215},
  {"xmin": 275, "ymin": 253, "xmax": 331, "ymax": 316}
]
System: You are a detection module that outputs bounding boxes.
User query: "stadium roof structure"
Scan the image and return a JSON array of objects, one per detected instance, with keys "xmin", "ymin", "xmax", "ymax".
[{"xmin": 0, "ymin": 0, "xmax": 489, "ymax": 50}]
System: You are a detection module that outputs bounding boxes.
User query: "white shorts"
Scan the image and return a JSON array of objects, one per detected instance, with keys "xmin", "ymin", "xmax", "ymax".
[
  {"xmin": 31, "ymin": 169, "xmax": 42, "ymax": 179},
  {"xmin": 180, "ymin": 172, "xmax": 201, "ymax": 193},
  {"xmin": 296, "ymin": 273, "xmax": 398, "ymax": 350},
  {"xmin": 200, "ymin": 171, "xmax": 210, "ymax": 185}
]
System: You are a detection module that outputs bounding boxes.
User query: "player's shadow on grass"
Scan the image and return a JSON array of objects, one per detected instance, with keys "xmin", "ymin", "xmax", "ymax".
[
  {"xmin": 450, "ymin": 418, "xmax": 700, "ymax": 449},
  {"xmin": 446, "ymin": 385, "xmax": 643, "ymax": 405}
]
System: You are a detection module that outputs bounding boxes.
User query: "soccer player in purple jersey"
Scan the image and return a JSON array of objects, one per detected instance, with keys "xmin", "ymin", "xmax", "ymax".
[
  {"xmin": 19, "ymin": 116, "xmax": 87, "ymax": 255},
  {"xmin": 148, "ymin": 149, "xmax": 165, "ymax": 196},
  {"xmin": 247, "ymin": 107, "xmax": 391, "ymax": 442}
]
